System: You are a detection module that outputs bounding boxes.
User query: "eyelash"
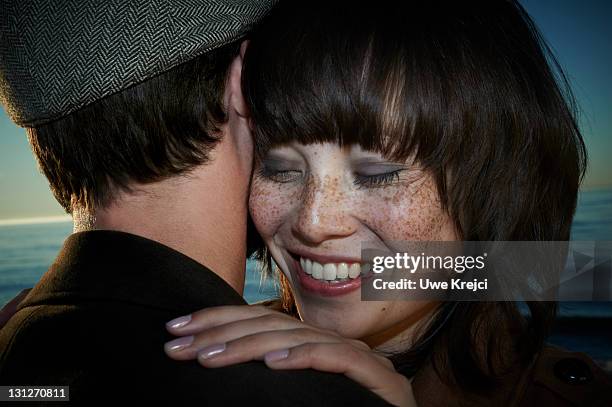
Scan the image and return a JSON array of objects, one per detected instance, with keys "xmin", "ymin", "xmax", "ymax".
[
  {"xmin": 257, "ymin": 167, "xmax": 303, "ymax": 183},
  {"xmin": 259, "ymin": 166, "xmax": 404, "ymax": 188},
  {"xmin": 353, "ymin": 170, "xmax": 403, "ymax": 188}
]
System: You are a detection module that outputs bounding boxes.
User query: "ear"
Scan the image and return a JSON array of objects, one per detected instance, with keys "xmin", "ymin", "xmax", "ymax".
[{"xmin": 226, "ymin": 40, "xmax": 250, "ymax": 118}]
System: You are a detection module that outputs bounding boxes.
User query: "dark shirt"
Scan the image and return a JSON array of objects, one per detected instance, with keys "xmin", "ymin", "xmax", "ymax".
[{"xmin": 0, "ymin": 230, "xmax": 389, "ymax": 405}]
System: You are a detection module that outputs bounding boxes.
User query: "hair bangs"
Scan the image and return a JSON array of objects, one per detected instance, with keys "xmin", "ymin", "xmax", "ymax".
[{"xmin": 242, "ymin": 6, "xmax": 458, "ymax": 167}]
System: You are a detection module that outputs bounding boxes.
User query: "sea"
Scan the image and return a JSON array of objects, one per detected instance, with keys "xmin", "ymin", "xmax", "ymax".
[{"xmin": 1, "ymin": 187, "xmax": 611, "ymax": 370}]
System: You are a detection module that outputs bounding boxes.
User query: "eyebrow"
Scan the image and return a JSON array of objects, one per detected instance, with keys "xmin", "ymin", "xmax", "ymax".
[{"xmin": 260, "ymin": 155, "xmax": 304, "ymax": 167}]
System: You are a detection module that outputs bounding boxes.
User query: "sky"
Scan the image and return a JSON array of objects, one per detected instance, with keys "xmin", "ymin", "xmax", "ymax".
[{"xmin": 0, "ymin": 0, "xmax": 611, "ymax": 221}]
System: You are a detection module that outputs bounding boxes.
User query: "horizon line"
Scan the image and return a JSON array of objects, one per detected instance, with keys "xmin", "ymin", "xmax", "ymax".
[{"xmin": 0, "ymin": 215, "xmax": 72, "ymax": 227}]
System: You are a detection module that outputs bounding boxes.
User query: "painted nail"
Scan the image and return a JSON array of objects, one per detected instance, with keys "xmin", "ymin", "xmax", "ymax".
[
  {"xmin": 164, "ymin": 335, "xmax": 194, "ymax": 352},
  {"xmin": 166, "ymin": 314, "xmax": 192, "ymax": 330},
  {"xmin": 197, "ymin": 343, "xmax": 227, "ymax": 360},
  {"xmin": 264, "ymin": 349, "xmax": 289, "ymax": 363}
]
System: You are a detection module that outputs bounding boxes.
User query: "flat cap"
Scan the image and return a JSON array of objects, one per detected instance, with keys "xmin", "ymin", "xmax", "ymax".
[{"xmin": 0, "ymin": 0, "xmax": 277, "ymax": 127}]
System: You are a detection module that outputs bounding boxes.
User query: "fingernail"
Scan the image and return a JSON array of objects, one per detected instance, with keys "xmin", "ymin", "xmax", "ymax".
[
  {"xmin": 264, "ymin": 349, "xmax": 289, "ymax": 363},
  {"xmin": 166, "ymin": 314, "xmax": 192, "ymax": 330},
  {"xmin": 197, "ymin": 343, "xmax": 226, "ymax": 360},
  {"xmin": 164, "ymin": 335, "xmax": 194, "ymax": 352}
]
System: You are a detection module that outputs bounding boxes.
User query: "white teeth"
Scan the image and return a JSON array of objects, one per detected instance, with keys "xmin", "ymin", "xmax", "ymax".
[
  {"xmin": 311, "ymin": 262, "xmax": 323, "ymax": 279},
  {"xmin": 323, "ymin": 263, "xmax": 337, "ymax": 280},
  {"xmin": 299, "ymin": 257, "xmax": 361, "ymax": 281},
  {"xmin": 337, "ymin": 263, "xmax": 349, "ymax": 279},
  {"xmin": 349, "ymin": 263, "xmax": 361, "ymax": 279}
]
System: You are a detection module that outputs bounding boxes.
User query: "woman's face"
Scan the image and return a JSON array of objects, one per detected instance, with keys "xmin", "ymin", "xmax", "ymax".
[{"xmin": 249, "ymin": 142, "xmax": 457, "ymax": 349}]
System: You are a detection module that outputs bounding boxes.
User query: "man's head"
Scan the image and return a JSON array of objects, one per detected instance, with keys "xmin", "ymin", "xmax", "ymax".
[
  {"xmin": 1, "ymin": 1, "xmax": 275, "ymax": 284},
  {"xmin": 0, "ymin": 0, "xmax": 276, "ymax": 217},
  {"xmin": 27, "ymin": 41, "xmax": 241, "ymax": 215}
]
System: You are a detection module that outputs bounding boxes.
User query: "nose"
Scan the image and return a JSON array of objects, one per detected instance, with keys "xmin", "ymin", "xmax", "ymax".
[{"xmin": 292, "ymin": 175, "xmax": 359, "ymax": 245}]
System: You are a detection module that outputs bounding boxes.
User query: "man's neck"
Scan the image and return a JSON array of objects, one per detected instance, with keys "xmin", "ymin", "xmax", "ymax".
[
  {"xmin": 70, "ymin": 51, "xmax": 253, "ymax": 296},
  {"xmin": 73, "ymin": 158, "xmax": 249, "ymax": 295}
]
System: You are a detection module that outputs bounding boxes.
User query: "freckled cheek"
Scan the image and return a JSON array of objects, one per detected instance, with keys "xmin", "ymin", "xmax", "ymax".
[
  {"xmin": 356, "ymin": 186, "xmax": 450, "ymax": 241},
  {"xmin": 248, "ymin": 180, "xmax": 300, "ymax": 240}
]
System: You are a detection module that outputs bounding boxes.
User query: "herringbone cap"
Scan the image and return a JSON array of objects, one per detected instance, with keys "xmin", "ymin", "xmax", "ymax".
[{"xmin": 0, "ymin": 0, "xmax": 277, "ymax": 127}]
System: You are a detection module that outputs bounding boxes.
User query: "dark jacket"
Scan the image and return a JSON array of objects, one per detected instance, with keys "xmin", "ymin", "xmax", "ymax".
[
  {"xmin": 515, "ymin": 345, "xmax": 612, "ymax": 406},
  {"xmin": 0, "ymin": 230, "xmax": 389, "ymax": 406},
  {"xmin": 412, "ymin": 336, "xmax": 612, "ymax": 406}
]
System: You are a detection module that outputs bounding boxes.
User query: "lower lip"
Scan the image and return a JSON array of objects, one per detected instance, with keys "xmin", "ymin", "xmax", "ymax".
[{"xmin": 291, "ymin": 256, "xmax": 365, "ymax": 297}]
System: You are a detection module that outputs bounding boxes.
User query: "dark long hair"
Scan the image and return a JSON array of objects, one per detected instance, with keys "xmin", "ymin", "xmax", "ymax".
[{"xmin": 244, "ymin": 0, "xmax": 586, "ymax": 395}]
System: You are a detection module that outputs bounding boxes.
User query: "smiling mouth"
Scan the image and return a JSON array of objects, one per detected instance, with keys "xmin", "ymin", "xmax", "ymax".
[
  {"xmin": 299, "ymin": 256, "xmax": 362, "ymax": 281},
  {"xmin": 286, "ymin": 251, "xmax": 371, "ymax": 296}
]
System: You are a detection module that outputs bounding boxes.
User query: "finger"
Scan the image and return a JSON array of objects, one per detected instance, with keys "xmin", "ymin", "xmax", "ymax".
[
  {"xmin": 370, "ymin": 352, "xmax": 396, "ymax": 370},
  {"xmin": 196, "ymin": 328, "xmax": 346, "ymax": 368},
  {"xmin": 166, "ymin": 304, "xmax": 273, "ymax": 335},
  {"xmin": 264, "ymin": 343, "xmax": 414, "ymax": 407},
  {"xmin": 346, "ymin": 338, "xmax": 373, "ymax": 352},
  {"xmin": 165, "ymin": 313, "xmax": 306, "ymax": 360}
]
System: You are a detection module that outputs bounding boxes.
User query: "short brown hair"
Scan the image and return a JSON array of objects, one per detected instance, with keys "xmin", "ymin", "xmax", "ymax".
[{"xmin": 28, "ymin": 40, "xmax": 241, "ymax": 213}]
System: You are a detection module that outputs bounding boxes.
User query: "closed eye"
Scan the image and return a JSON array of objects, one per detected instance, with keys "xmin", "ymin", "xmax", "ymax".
[
  {"xmin": 353, "ymin": 169, "xmax": 403, "ymax": 188},
  {"xmin": 257, "ymin": 166, "xmax": 303, "ymax": 184}
]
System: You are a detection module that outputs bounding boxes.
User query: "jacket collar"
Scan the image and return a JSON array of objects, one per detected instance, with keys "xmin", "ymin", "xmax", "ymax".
[{"xmin": 17, "ymin": 230, "xmax": 246, "ymax": 314}]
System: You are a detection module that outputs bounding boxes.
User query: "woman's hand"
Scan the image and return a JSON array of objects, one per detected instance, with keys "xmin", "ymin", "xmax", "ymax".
[{"xmin": 164, "ymin": 305, "xmax": 416, "ymax": 407}]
